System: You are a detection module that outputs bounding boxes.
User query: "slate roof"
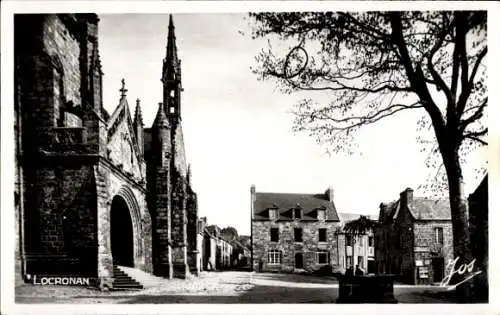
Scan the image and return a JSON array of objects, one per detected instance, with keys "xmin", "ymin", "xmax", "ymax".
[
  {"xmin": 253, "ymin": 192, "xmax": 340, "ymax": 221},
  {"xmin": 379, "ymin": 196, "xmax": 451, "ymax": 222},
  {"xmin": 410, "ymin": 197, "xmax": 451, "ymax": 220}
]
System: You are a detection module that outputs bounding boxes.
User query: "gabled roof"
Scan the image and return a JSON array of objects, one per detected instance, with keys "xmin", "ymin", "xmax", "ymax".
[
  {"xmin": 253, "ymin": 192, "xmax": 340, "ymax": 221},
  {"xmin": 410, "ymin": 198, "xmax": 451, "ymax": 220}
]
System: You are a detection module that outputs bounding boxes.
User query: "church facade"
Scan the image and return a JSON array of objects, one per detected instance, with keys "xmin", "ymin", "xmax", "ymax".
[{"xmin": 14, "ymin": 13, "xmax": 198, "ymax": 288}]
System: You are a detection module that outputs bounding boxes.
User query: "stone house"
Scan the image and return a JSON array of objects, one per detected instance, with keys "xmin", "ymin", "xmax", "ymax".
[
  {"xmin": 202, "ymin": 227, "xmax": 218, "ymax": 271},
  {"xmin": 206, "ymin": 225, "xmax": 234, "ymax": 270},
  {"xmin": 336, "ymin": 213, "xmax": 377, "ymax": 274},
  {"xmin": 375, "ymin": 188, "xmax": 453, "ymax": 284},
  {"xmin": 251, "ymin": 185, "xmax": 341, "ymax": 273},
  {"xmin": 14, "ymin": 13, "xmax": 199, "ymax": 286}
]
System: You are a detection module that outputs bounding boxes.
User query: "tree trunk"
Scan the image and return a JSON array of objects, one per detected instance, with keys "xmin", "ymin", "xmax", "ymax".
[{"xmin": 443, "ymin": 147, "xmax": 473, "ymax": 302}]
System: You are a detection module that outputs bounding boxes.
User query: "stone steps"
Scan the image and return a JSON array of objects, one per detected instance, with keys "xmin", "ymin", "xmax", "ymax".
[{"xmin": 112, "ymin": 265, "xmax": 144, "ymax": 290}]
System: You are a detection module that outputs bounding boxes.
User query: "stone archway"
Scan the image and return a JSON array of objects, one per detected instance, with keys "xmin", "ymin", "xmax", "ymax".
[
  {"xmin": 110, "ymin": 186, "xmax": 143, "ymax": 268},
  {"xmin": 110, "ymin": 195, "xmax": 134, "ymax": 267}
]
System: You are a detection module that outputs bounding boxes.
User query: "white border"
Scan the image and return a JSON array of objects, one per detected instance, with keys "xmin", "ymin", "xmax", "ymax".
[{"xmin": 2, "ymin": 1, "xmax": 499, "ymax": 315}]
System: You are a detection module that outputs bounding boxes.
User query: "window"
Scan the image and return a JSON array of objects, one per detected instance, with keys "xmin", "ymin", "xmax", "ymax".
[
  {"xmin": 294, "ymin": 228, "xmax": 303, "ymax": 242},
  {"xmin": 294, "ymin": 208, "xmax": 302, "ymax": 219},
  {"xmin": 270, "ymin": 228, "xmax": 279, "ymax": 242},
  {"xmin": 268, "ymin": 250, "xmax": 282, "ymax": 265},
  {"xmin": 318, "ymin": 228, "xmax": 327, "ymax": 242},
  {"xmin": 317, "ymin": 251, "xmax": 329, "ymax": 265},
  {"xmin": 435, "ymin": 227, "xmax": 444, "ymax": 245},
  {"xmin": 368, "ymin": 236, "xmax": 374, "ymax": 247},
  {"xmin": 346, "ymin": 234, "xmax": 352, "ymax": 246},
  {"xmin": 357, "ymin": 256, "xmax": 363, "ymax": 269}
]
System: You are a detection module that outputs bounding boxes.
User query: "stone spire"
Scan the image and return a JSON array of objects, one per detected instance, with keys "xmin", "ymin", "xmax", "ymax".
[
  {"xmin": 162, "ymin": 14, "xmax": 182, "ymax": 123},
  {"xmin": 187, "ymin": 164, "xmax": 192, "ymax": 184},
  {"xmin": 134, "ymin": 98, "xmax": 144, "ymax": 156},
  {"xmin": 166, "ymin": 14, "xmax": 179, "ymax": 68}
]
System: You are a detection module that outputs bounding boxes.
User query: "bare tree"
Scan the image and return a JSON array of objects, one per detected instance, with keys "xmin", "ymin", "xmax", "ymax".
[{"xmin": 249, "ymin": 11, "xmax": 487, "ymax": 301}]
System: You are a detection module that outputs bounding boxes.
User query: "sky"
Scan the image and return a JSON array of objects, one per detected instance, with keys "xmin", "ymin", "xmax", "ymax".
[{"xmin": 98, "ymin": 13, "xmax": 487, "ymax": 236}]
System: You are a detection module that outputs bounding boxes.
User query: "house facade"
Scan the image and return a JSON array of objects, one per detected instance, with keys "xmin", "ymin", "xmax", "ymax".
[
  {"xmin": 206, "ymin": 225, "xmax": 233, "ymax": 270},
  {"xmin": 14, "ymin": 13, "xmax": 199, "ymax": 286},
  {"xmin": 336, "ymin": 213, "xmax": 377, "ymax": 274},
  {"xmin": 375, "ymin": 188, "xmax": 453, "ymax": 284},
  {"xmin": 251, "ymin": 185, "xmax": 341, "ymax": 273}
]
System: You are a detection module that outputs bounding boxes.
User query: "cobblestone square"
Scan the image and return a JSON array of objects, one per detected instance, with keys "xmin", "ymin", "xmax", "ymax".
[{"xmin": 16, "ymin": 271, "xmax": 457, "ymax": 304}]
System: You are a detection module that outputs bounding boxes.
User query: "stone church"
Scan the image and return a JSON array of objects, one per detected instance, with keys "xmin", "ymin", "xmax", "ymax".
[{"xmin": 14, "ymin": 13, "xmax": 199, "ymax": 288}]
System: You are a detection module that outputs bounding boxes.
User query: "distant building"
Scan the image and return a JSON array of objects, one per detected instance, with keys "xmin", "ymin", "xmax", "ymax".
[
  {"xmin": 375, "ymin": 188, "xmax": 453, "ymax": 284},
  {"xmin": 196, "ymin": 217, "xmax": 207, "ymax": 274},
  {"xmin": 230, "ymin": 239, "xmax": 251, "ymax": 268},
  {"xmin": 202, "ymin": 227, "xmax": 218, "ymax": 271},
  {"xmin": 201, "ymin": 223, "xmax": 234, "ymax": 271},
  {"xmin": 251, "ymin": 185, "xmax": 341, "ymax": 273},
  {"xmin": 336, "ymin": 213, "xmax": 377, "ymax": 274}
]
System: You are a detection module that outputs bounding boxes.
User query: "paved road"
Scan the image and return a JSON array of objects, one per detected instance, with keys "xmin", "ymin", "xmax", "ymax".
[{"xmin": 16, "ymin": 271, "xmax": 456, "ymax": 304}]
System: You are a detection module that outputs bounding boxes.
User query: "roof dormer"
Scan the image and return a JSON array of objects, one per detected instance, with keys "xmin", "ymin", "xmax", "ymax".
[{"xmin": 294, "ymin": 204, "xmax": 302, "ymax": 220}]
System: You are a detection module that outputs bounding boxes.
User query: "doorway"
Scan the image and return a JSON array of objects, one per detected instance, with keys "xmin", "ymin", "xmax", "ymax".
[
  {"xmin": 295, "ymin": 253, "xmax": 303, "ymax": 269},
  {"xmin": 110, "ymin": 195, "xmax": 134, "ymax": 267},
  {"xmin": 432, "ymin": 257, "xmax": 445, "ymax": 282}
]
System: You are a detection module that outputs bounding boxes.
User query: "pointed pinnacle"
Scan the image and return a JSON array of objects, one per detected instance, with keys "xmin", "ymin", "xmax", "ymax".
[
  {"xmin": 153, "ymin": 102, "xmax": 170, "ymax": 128},
  {"xmin": 134, "ymin": 98, "xmax": 143, "ymax": 126},
  {"xmin": 166, "ymin": 14, "xmax": 178, "ymax": 62}
]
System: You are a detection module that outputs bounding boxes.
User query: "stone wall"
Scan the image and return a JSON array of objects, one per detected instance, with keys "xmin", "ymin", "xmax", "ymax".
[
  {"xmin": 173, "ymin": 124, "xmax": 188, "ymax": 177},
  {"xmin": 186, "ymin": 189, "xmax": 198, "ymax": 274},
  {"xmin": 252, "ymin": 220, "xmax": 340, "ymax": 273},
  {"xmin": 24, "ymin": 165, "xmax": 98, "ymax": 276},
  {"xmin": 42, "ymin": 15, "xmax": 82, "ymax": 115},
  {"xmin": 413, "ymin": 221, "xmax": 453, "ymax": 284}
]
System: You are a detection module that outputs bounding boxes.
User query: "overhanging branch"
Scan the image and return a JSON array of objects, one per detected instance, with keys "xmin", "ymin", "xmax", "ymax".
[
  {"xmin": 457, "ymin": 47, "xmax": 487, "ymax": 117},
  {"xmin": 459, "ymin": 97, "xmax": 487, "ymax": 131}
]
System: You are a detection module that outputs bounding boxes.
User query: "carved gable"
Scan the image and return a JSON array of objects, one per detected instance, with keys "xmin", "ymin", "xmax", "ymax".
[{"xmin": 107, "ymin": 100, "xmax": 143, "ymax": 181}]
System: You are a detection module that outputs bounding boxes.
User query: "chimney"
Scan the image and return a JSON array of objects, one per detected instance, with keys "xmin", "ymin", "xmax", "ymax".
[
  {"xmin": 400, "ymin": 187, "xmax": 414, "ymax": 207},
  {"xmin": 325, "ymin": 186, "xmax": 334, "ymax": 202},
  {"xmin": 379, "ymin": 203, "xmax": 388, "ymax": 221},
  {"xmin": 198, "ymin": 217, "xmax": 207, "ymax": 233}
]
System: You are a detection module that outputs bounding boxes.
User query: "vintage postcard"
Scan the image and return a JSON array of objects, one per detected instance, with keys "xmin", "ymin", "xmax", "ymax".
[{"xmin": 1, "ymin": 1, "xmax": 498, "ymax": 314}]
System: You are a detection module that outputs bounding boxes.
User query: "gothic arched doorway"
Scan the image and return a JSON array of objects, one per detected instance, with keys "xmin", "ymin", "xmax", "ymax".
[{"xmin": 110, "ymin": 195, "xmax": 134, "ymax": 267}]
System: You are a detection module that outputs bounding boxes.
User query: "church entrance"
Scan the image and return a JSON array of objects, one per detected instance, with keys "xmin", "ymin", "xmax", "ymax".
[{"xmin": 110, "ymin": 195, "xmax": 134, "ymax": 267}]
